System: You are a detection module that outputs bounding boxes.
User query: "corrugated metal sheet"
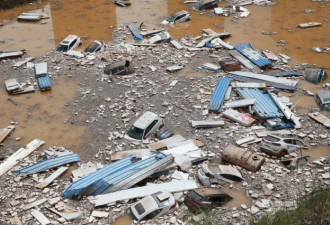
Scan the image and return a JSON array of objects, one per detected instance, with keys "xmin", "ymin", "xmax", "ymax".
[
  {"xmin": 228, "ymin": 50, "xmax": 262, "ymax": 73},
  {"xmin": 234, "ymin": 44, "xmax": 272, "ymax": 68},
  {"xmin": 90, "ymin": 153, "xmax": 172, "ymax": 195},
  {"xmin": 62, "ymin": 155, "xmax": 138, "ymax": 199},
  {"xmin": 15, "ymin": 153, "xmax": 80, "ymax": 175},
  {"xmin": 236, "ymin": 88, "xmax": 284, "ymax": 118},
  {"xmin": 37, "ymin": 75, "xmax": 52, "ymax": 90},
  {"xmin": 265, "ymin": 71, "xmax": 302, "ymax": 77},
  {"xmin": 228, "ymin": 74, "xmax": 297, "ymax": 91},
  {"xmin": 207, "ymin": 77, "xmax": 232, "ymax": 112}
]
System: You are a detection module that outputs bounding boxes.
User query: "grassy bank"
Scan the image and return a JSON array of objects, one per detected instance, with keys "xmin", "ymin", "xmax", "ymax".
[
  {"xmin": 251, "ymin": 188, "xmax": 330, "ymax": 225},
  {"xmin": 0, "ymin": 0, "xmax": 37, "ymax": 10}
]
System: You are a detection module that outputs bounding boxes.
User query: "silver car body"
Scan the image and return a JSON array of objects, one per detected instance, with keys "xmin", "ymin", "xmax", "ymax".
[
  {"xmin": 56, "ymin": 35, "xmax": 82, "ymax": 52},
  {"xmin": 198, "ymin": 163, "xmax": 243, "ymax": 186},
  {"xmin": 128, "ymin": 191, "xmax": 175, "ymax": 222},
  {"xmin": 161, "ymin": 10, "xmax": 191, "ymax": 25},
  {"xmin": 260, "ymin": 135, "xmax": 306, "ymax": 156},
  {"xmin": 127, "ymin": 111, "xmax": 164, "ymax": 140}
]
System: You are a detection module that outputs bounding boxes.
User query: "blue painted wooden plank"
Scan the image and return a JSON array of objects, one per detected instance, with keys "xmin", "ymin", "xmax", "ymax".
[
  {"xmin": 236, "ymin": 88, "xmax": 284, "ymax": 118},
  {"xmin": 126, "ymin": 23, "xmax": 143, "ymax": 41},
  {"xmin": 228, "ymin": 50, "xmax": 262, "ymax": 73},
  {"xmin": 207, "ymin": 77, "xmax": 232, "ymax": 112},
  {"xmin": 37, "ymin": 74, "xmax": 52, "ymax": 91},
  {"xmin": 265, "ymin": 71, "xmax": 302, "ymax": 77},
  {"xmin": 15, "ymin": 153, "xmax": 80, "ymax": 175},
  {"xmin": 235, "ymin": 43, "xmax": 272, "ymax": 68}
]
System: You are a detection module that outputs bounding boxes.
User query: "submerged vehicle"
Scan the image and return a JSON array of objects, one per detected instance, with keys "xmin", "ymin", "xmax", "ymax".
[
  {"xmin": 127, "ymin": 112, "xmax": 164, "ymax": 140},
  {"xmin": 148, "ymin": 32, "xmax": 171, "ymax": 44},
  {"xmin": 126, "ymin": 191, "xmax": 176, "ymax": 222},
  {"xmin": 314, "ymin": 90, "xmax": 330, "ymax": 111},
  {"xmin": 184, "ymin": 188, "xmax": 232, "ymax": 212},
  {"xmin": 196, "ymin": 0, "xmax": 218, "ymax": 10},
  {"xmin": 161, "ymin": 10, "xmax": 191, "ymax": 25},
  {"xmin": 104, "ymin": 60, "xmax": 134, "ymax": 75},
  {"xmin": 198, "ymin": 163, "xmax": 243, "ymax": 186},
  {"xmin": 84, "ymin": 40, "xmax": 105, "ymax": 53},
  {"xmin": 56, "ymin": 35, "xmax": 82, "ymax": 52},
  {"xmin": 260, "ymin": 135, "xmax": 307, "ymax": 157},
  {"xmin": 305, "ymin": 68, "xmax": 327, "ymax": 84}
]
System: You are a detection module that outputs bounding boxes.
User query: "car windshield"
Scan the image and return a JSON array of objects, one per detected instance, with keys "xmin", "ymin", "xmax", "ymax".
[
  {"xmin": 85, "ymin": 42, "xmax": 100, "ymax": 52},
  {"xmin": 167, "ymin": 13, "xmax": 179, "ymax": 22},
  {"xmin": 127, "ymin": 126, "xmax": 144, "ymax": 139},
  {"xmin": 56, "ymin": 44, "xmax": 69, "ymax": 52},
  {"xmin": 134, "ymin": 203, "xmax": 146, "ymax": 215},
  {"xmin": 265, "ymin": 136, "xmax": 280, "ymax": 142}
]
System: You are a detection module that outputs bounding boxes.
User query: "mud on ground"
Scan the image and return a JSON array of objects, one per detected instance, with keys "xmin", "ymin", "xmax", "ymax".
[{"xmin": 0, "ymin": 26, "xmax": 329, "ymax": 224}]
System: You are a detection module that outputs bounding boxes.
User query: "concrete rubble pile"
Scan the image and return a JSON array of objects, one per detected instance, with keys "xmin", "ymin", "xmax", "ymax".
[{"xmin": 0, "ymin": 4, "xmax": 329, "ymax": 225}]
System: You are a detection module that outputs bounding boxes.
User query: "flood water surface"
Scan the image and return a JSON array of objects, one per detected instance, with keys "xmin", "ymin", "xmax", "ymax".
[
  {"xmin": 303, "ymin": 145, "xmax": 330, "ymax": 158},
  {"xmin": 0, "ymin": 0, "xmax": 329, "ymax": 77},
  {"xmin": 0, "ymin": 76, "xmax": 90, "ymax": 158},
  {"xmin": 111, "ymin": 215, "xmax": 133, "ymax": 225}
]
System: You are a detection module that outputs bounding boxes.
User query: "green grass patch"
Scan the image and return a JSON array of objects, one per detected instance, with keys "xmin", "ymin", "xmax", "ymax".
[
  {"xmin": 251, "ymin": 188, "xmax": 330, "ymax": 225},
  {"xmin": 0, "ymin": 0, "xmax": 36, "ymax": 10}
]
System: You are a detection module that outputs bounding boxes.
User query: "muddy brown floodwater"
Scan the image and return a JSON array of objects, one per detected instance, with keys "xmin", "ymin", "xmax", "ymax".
[
  {"xmin": 303, "ymin": 146, "xmax": 330, "ymax": 158},
  {"xmin": 0, "ymin": 76, "xmax": 90, "ymax": 158},
  {"xmin": 0, "ymin": 0, "xmax": 329, "ymax": 78},
  {"xmin": 112, "ymin": 215, "xmax": 133, "ymax": 225}
]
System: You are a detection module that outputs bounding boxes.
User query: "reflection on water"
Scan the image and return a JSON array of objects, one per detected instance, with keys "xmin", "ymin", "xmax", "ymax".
[
  {"xmin": 0, "ymin": 0, "xmax": 329, "ymax": 77},
  {"xmin": 0, "ymin": 76, "xmax": 90, "ymax": 158},
  {"xmin": 111, "ymin": 214, "xmax": 133, "ymax": 225},
  {"xmin": 303, "ymin": 145, "xmax": 330, "ymax": 158},
  {"xmin": 222, "ymin": 186, "xmax": 251, "ymax": 207}
]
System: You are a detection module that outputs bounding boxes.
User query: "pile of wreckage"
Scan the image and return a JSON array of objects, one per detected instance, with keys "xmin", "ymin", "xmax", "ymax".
[{"xmin": 0, "ymin": 4, "xmax": 329, "ymax": 223}]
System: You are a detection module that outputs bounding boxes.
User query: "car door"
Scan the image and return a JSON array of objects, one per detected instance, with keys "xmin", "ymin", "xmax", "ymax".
[
  {"xmin": 283, "ymin": 139, "xmax": 297, "ymax": 152},
  {"xmin": 141, "ymin": 208, "xmax": 162, "ymax": 221},
  {"xmin": 293, "ymin": 140, "xmax": 305, "ymax": 150}
]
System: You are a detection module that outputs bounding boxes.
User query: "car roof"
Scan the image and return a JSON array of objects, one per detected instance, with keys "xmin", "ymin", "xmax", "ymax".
[
  {"xmin": 316, "ymin": 90, "xmax": 330, "ymax": 104},
  {"xmin": 133, "ymin": 111, "xmax": 159, "ymax": 129},
  {"xmin": 61, "ymin": 35, "xmax": 78, "ymax": 45},
  {"xmin": 170, "ymin": 10, "xmax": 188, "ymax": 17},
  {"xmin": 134, "ymin": 195, "xmax": 159, "ymax": 218},
  {"xmin": 193, "ymin": 188, "xmax": 226, "ymax": 197}
]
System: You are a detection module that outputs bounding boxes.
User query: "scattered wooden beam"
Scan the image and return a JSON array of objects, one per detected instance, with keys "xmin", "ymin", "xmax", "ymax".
[
  {"xmin": 38, "ymin": 167, "xmax": 68, "ymax": 189},
  {"xmin": 31, "ymin": 210, "xmax": 51, "ymax": 225},
  {"xmin": 0, "ymin": 125, "xmax": 15, "ymax": 144},
  {"xmin": 0, "ymin": 139, "xmax": 45, "ymax": 177}
]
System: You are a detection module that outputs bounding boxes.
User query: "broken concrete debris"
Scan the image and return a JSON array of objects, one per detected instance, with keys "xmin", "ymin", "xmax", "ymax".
[{"xmin": 1, "ymin": 4, "xmax": 330, "ymax": 225}]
